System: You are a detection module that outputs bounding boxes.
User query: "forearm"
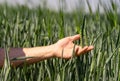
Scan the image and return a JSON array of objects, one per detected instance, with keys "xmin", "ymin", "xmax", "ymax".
[
  {"xmin": 0, "ymin": 44, "xmax": 56, "ymax": 67},
  {"xmin": 23, "ymin": 45, "xmax": 55, "ymax": 64}
]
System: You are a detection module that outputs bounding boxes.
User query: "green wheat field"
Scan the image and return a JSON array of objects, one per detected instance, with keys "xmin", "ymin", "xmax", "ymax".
[{"xmin": 0, "ymin": 1, "xmax": 120, "ymax": 81}]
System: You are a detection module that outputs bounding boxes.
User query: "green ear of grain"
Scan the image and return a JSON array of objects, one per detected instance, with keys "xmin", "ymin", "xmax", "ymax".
[{"xmin": 81, "ymin": 15, "xmax": 86, "ymax": 47}]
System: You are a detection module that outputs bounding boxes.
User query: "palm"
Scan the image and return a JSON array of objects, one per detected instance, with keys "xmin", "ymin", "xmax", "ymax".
[{"xmin": 57, "ymin": 37, "xmax": 75, "ymax": 49}]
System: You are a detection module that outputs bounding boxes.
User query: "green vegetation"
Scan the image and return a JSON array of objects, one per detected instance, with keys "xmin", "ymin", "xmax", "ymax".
[{"xmin": 0, "ymin": 1, "xmax": 120, "ymax": 81}]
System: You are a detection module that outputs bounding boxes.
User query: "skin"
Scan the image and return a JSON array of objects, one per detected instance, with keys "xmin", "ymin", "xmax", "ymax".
[{"xmin": 0, "ymin": 34, "xmax": 94, "ymax": 67}]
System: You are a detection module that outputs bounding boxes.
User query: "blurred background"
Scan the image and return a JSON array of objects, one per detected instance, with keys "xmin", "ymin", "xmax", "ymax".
[{"xmin": 0, "ymin": 0, "xmax": 120, "ymax": 13}]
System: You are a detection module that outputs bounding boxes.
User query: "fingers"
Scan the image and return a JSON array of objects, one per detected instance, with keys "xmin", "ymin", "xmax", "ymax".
[
  {"xmin": 76, "ymin": 45, "xmax": 94, "ymax": 56},
  {"xmin": 70, "ymin": 34, "xmax": 80, "ymax": 41},
  {"xmin": 77, "ymin": 46, "xmax": 88, "ymax": 55},
  {"xmin": 86, "ymin": 46, "xmax": 94, "ymax": 51}
]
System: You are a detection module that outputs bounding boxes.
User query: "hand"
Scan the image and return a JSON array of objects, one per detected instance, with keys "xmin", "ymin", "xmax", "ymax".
[{"xmin": 54, "ymin": 34, "xmax": 94, "ymax": 59}]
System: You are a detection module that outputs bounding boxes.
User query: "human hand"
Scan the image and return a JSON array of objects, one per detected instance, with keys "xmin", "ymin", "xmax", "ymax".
[{"xmin": 54, "ymin": 34, "xmax": 94, "ymax": 59}]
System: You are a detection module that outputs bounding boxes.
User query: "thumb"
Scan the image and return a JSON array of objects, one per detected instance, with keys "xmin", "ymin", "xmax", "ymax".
[{"xmin": 71, "ymin": 34, "xmax": 80, "ymax": 41}]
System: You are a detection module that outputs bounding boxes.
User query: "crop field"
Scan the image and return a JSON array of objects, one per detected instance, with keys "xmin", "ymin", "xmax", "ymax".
[{"xmin": 0, "ymin": 1, "xmax": 120, "ymax": 81}]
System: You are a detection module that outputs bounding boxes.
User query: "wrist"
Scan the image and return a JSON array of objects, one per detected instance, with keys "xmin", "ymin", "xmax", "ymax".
[
  {"xmin": 52, "ymin": 43, "xmax": 62, "ymax": 58},
  {"xmin": 48, "ymin": 44, "xmax": 56, "ymax": 58}
]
